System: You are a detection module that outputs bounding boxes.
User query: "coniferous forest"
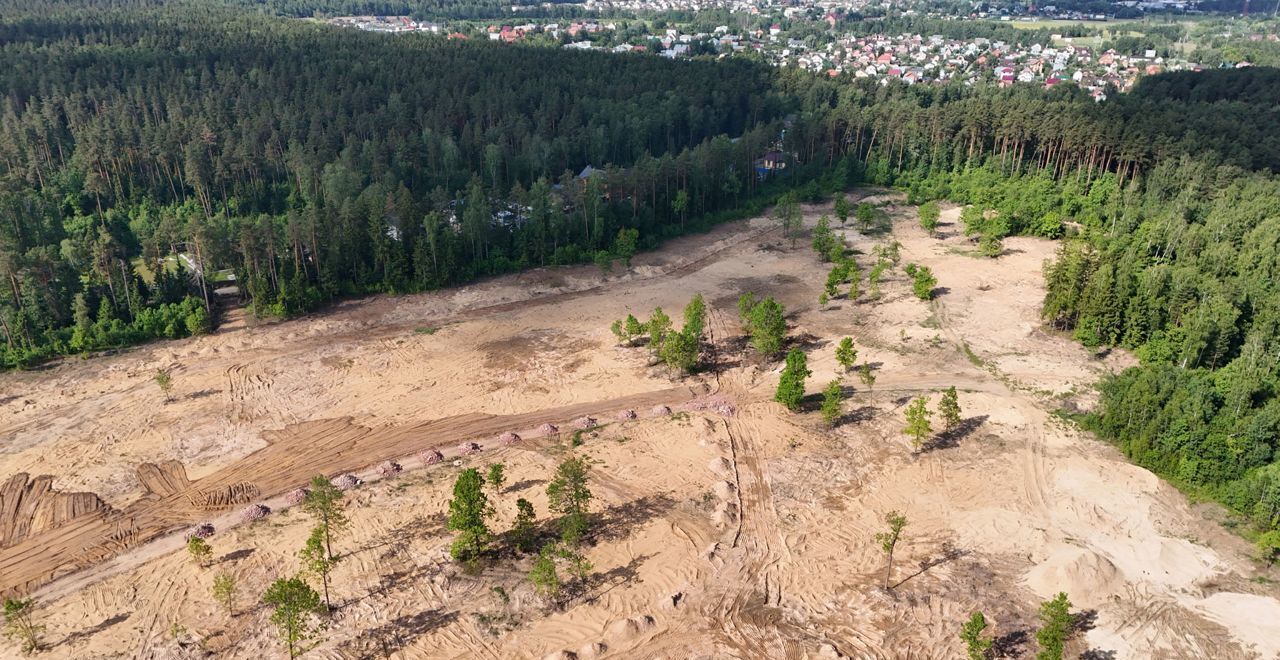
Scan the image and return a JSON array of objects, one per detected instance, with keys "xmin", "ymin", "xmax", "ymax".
[{"xmin": 2, "ymin": 0, "xmax": 1280, "ymax": 541}]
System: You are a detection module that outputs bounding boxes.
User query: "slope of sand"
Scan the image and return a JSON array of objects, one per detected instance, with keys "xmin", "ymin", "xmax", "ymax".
[{"xmin": 3, "ymin": 194, "xmax": 1279, "ymax": 658}]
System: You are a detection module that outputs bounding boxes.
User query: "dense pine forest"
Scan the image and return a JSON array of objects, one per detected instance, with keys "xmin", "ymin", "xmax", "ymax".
[{"xmin": 2, "ymin": 0, "xmax": 1280, "ymax": 545}]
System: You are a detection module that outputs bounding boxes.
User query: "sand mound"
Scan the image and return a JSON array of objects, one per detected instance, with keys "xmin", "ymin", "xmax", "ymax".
[
  {"xmin": 542, "ymin": 652, "xmax": 577, "ymax": 660},
  {"xmin": 498, "ymin": 432, "xmax": 522, "ymax": 446},
  {"xmin": 711, "ymin": 501, "xmax": 739, "ymax": 528},
  {"xmin": 617, "ymin": 409, "xmax": 637, "ymax": 421},
  {"xmin": 283, "ymin": 488, "xmax": 308, "ymax": 506},
  {"xmin": 606, "ymin": 614, "xmax": 656, "ymax": 641},
  {"xmin": 707, "ymin": 457, "xmax": 732, "ymax": 476},
  {"xmin": 538, "ymin": 423, "xmax": 559, "ymax": 436},
  {"xmin": 651, "ymin": 405, "xmax": 671, "ymax": 415},
  {"xmin": 713, "ymin": 480, "xmax": 737, "ymax": 499},
  {"xmin": 1025, "ymin": 546, "xmax": 1122, "ymax": 605},
  {"xmin": 577, "ymin": 642, "xmax": 608, "ymax": 659}
]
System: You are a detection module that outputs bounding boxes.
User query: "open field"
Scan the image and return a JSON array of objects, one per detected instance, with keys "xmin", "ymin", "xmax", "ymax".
[{"xmin": 2, "ymin": 192, "xmax": 1278, "ymax": 658}]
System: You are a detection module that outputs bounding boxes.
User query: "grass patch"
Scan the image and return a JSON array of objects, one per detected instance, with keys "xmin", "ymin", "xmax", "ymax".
[{"xmin": 414, "ymin": 326, "xmax": 441, "ymax": 335}]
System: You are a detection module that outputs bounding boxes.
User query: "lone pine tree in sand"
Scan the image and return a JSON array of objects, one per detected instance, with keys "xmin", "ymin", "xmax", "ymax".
[
  {"xmin": 529, "ymin": 543, "xmax": 562, "ymax": 600},
  {"xmin": 2, "ymin": 597, "xmax": 44, "ymax": 654},
  {"xmin": 904, "ymin": 396, "xmax": 933, "ymax": 450},
  {"xmin": 212, "ymin": 572, "xmax": 238, "ymax": 618},
  {"xmin": 835, "ymin": 337, "xmax": 857, "ymax": 371},
  {"xmin": 263, "ymin": 576, "xmax": 323, "ymax": 660},
  {"xmin": 875, "ymin": 510, "xmax": 908, "ymax": 589},
  {"xmin": 960, "ymin": 611, "xmax": 993, "ymax": 660},
  {"xmin": 447, "ymin": 468, "xmax": 493, "ymax": 562},
  {"xmin": 302, "ymin": 475, "xmax": 349, "ymax": 561},
  {"xmin": 547, "ymin": 456, "xmax": 592, "ymax": 545},
  {"xmin": 774, "ymin": 349, "xmax": 811, "ymax": 412},
  {"xmin": 858, "ymin": 362, "xmax": 876, "ymax": 395},
  {"xmin": 154, "ymin": 369, "xmax": 173, "ymax": 402},
  {"xmin": 940, "ymin": 386, "xmax": 962, "ymax": 431}
]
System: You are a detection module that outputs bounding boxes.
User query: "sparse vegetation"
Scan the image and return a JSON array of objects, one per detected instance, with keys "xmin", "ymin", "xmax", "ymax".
[{"xmin": 2, "ymin": 598, "xmax": 43, "ymax": 655}]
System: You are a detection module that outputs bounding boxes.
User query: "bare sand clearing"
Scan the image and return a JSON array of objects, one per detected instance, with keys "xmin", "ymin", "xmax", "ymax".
[{"xmin": 2, "ymin": 193, "xmax": 1278, "ymax": 659}]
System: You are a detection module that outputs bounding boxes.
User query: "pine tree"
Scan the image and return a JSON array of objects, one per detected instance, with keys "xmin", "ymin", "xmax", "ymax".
[
  {"xmin": 302, "ymin": 475, "xmax": 349, "ymax": 562},
  {"xmin": 775, "ymin": 349, "xmax": 811, "ymax": 412},
  {"xmin": 960, "ymin": 611, "xmax": 993, "ymax": 660},
  {"xmin": 447, "ymin": 468, "xmax": 493, "ymax": 562},
  {"xmin": 529, "ymin": 543, "xmax": 562, "ymax": 600},
  {"xmin": 1035, "ymin": 592, "xmax": 1074, "ymax": 660},
  {"xmin": 647, "ymin": 307, "xmax": 672, "ymax": 351},
  {"xmin": 834, "ymin": 193, "xmax": 850, "ymax": 226},
  {"xmin": 486, "ymin": 463, "xmax": 506, "ymax": 493},
  {"xmin": 939, "ymin": 386, "xmax": 962, "ymax": 431},
  {"xmin": 212, "ymin": 573, "xmax": 238, "ymax": 618},
  {"xmin": 300, "ymin": 526, "xmax": 338, "ymax": 610},
  {"xmin": 547, "ymin": 456, "xmax": 592, "ymax": 545},
  {"xmin": 511, "ymin": 498, "xmax": 538, "ymax": 553},
  {"xmin": 154, "ymin": 369, "xmax": 173, "ymax": 402},
  {"xmin": 187, "ymin": 536, "xmax": 213, "ymax": 568},
  {"xmin": 262, "ymin": 577, "xmax": 323, "ymax": 660},
  {"xmin": 904, "ymin": 396, "xmax": 932, "ymax": 450},
  {"xmin": 746, "ymin": 297, "xmax": 787, "ymax": 356},
  {"xmin": 858, "ymin": 362, "xmax": 876, "ymax": 395},
  {"xmin": 835, "ymin": 337, "xmax": 857, "ymax": 371},
  {"xmin": 821, "ymin": 379, "xmax": 843, "ymax": 427},
  {"xmin": 875, "ymin": 511, "xmax": 907, "ymax": 589},
  {"xmin": 2, "ymin": 598, "xmax": 44, "ymax": 654},
  {"xmin": 919, "ymin": 201, "xmax": 941, "ymax": 235}
]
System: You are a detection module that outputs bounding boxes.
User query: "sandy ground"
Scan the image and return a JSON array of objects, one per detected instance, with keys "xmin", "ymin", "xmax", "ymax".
[{"xmin": 2, "ymin": 193, "xmax": 1279, "ymax": 659}]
